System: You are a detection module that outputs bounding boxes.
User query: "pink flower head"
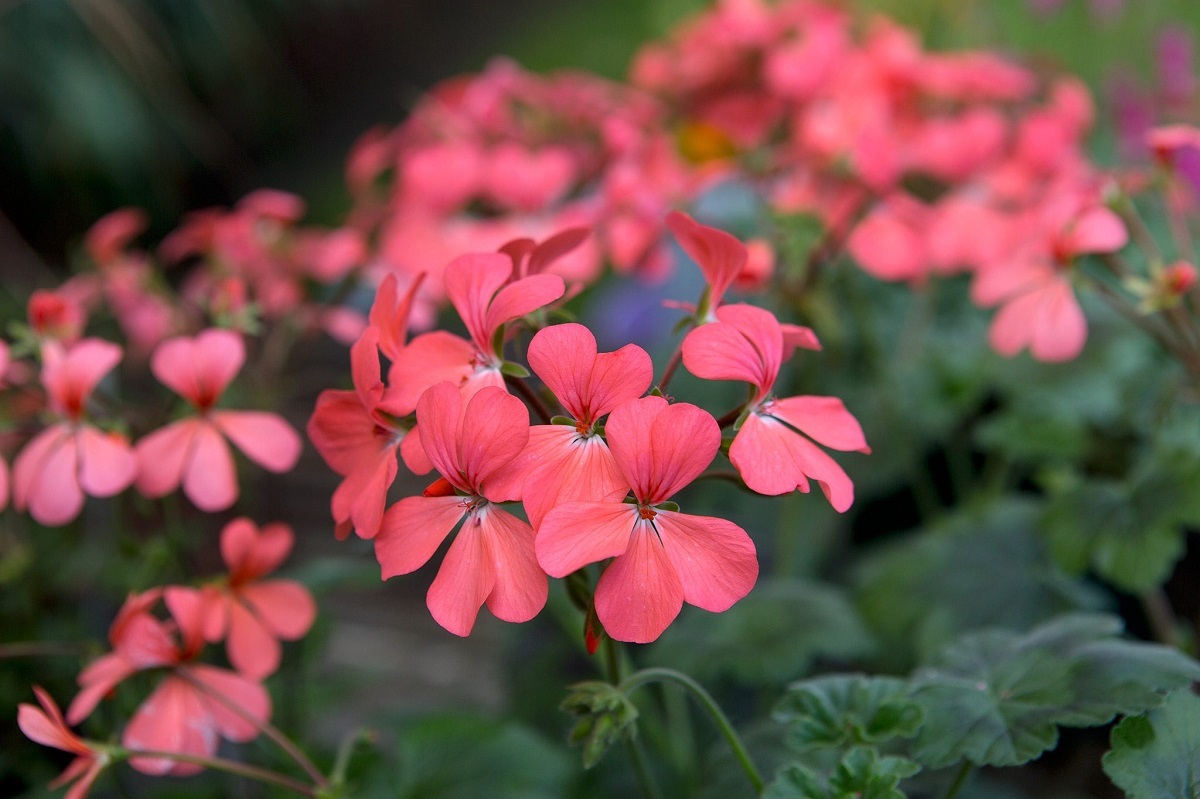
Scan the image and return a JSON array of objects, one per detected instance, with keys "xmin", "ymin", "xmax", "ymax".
[
  {"xmin": 972, "ymin": 192, "xmax": 1127, "ymax": 361},
  {"xmin": 374, "ymin": 383, "xmax": 547, "ymax": 636},
  {"xmin": 537, "ymin": 396, "xmax": 758, "ymax": 643},
  {"xmin": 666, "ymin": 211, "xmax": 747, "ymax": 321},
  {"xmin": 309, "ymin": 280, "xmax": 434, "ymax": 540},
  {"xmin": 136, "ymin": 329, "xmax": 302, "ymax": 511},
  {"xmin": 84, "ymin": 208, "xmax": 148, "ymax": 267},
  {"xmin": 19, "ymin": 686, "xmax": 109, "ymax": 799},
  {"xmin": 492, "ymin": 323, "xmax": 653, "ymax": 528},
  {"xmin": 386, "ymin": 252, "xmax": 565, "ymax": 414},
  {"xmin": 682, "ymin": 304, "xmax": 869, "ymax": 511},
  {"xmin": 67, "ymin": 589, "xmax": 271, "ymax": 777},
  {"xmin": 13, "ymin": 339, "xmax": 136, "ymax": 526},
  {"xmin": 198, "ymin": 518, "xmax": 316, "ymax": 679},
  {"xmin": 498, "ymin": 227, "xmax": 591, "ymax": 280},
  {"xmin": 28, "ymin": 289, "xmax": 87, "ymax": 343}
]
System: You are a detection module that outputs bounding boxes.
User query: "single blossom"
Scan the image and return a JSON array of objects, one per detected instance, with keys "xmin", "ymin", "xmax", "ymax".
[
  {"xmin": 385, "ymin": 252, "xmax": 565, "ymax": 414},
  {"xmin": 537, "ymin": 396, "xmax": 759, "ymax": 644},
  {"xmin": 491, "ymin": 323, "xmax": 653, "ymax": 528},
  {"xmin": 308, "ymin": 275, "xmax": 433, "ymax": 540},
  {"xmin": 135, "ymin": 329, "xmax": 302, "ymax": 511},
  {"xmin": 19, "ymin": 686, "xmax": 109, "ymax": 799},
  {"xmin": 12, "ymin": 339, "xmax": 137, "ymax": 526},
  {"xmin": 197, "ymin": 518, "xmax": 317, "ymax": 679},
  {"xmin": 67, "ymin": 588, "xmax": 271, "ymax": 777},
  {"xmin": 681, "ymin": 304, "xmax": 868, "ymax": 511},
  {"xmin": 374, "ymin": 383, "xmax": 547, "ymax": 636}
]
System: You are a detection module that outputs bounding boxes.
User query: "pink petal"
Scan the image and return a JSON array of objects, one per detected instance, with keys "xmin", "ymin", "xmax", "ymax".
[
  {"xmin": 656, "ymin": 511, "xmax": 758, "ymax": 612},
  {"xmin": 517, "ymin": 429, "xmax": 629, "ymax": 528},
  {"xmin": 375, "ymin": 495, "xmax": 465, "ymax": 578},
  {"xmin": 58, "ymin": 755, "xmax": 106, "ymax": 799},
  {"xmin": 444, "ymin": 252, "xmax": 512, "ymax": 353},
  {"xmin": 241, "ymin": 580, "xmax": 316, "ymax": 640},
  {"xmin": 426, "ymin": 517, "xmax": 496, "ymax": 636},
  {"xmin": 594, "ymin": 524, "xmax": 685, "ymax": 644},
  {"xmin": 134, "ymin": 419, "xmax": 197, "ymax": 498},
  {"xmin": 188, "ymin": 663, "xmax": 271, "ymax": 742},
  {"xmin": 214, "ymin": 410, "xmax": 302, "ymax": 473},
  {"xmin": 479, "ymin": 507, "xmax": 547, "ymax": 624},
  {"xmin": 413, "ymin": 382, "xmax": 467, "ymax": 490},
  {"xmin": 124, "ymin": 676, "xmax": 216, "ymax": 776},
  {"xmin": 847, "ymin": 208, "xmax": 927, "ymax": 282},
  {"xmin": 42, "ymin": 339, "xmax": 122, "ymax": 415},
  {"xmin": 1066, "ymin": 206, "xmax": 1128, "ymax": 255},
  {"xmin": 152, "ymin": 329, "xmax": 244, "ymax": 406},
  {"xmin": 383, "ymin": 331, "xmax": 476, "ymax": 417},
  {"xmin": 182, "ymin": 423, "xmax": 237, "ymax": 511},
  {"xmin": 332, "ymin": 449, "xmax": 399, "ymax": 539},
  {"xmin": 225, "ymin": 519, "xmax": 293, "ymax": 580},
  {"xmin": 682, "ymin": 304, "xmax": 782, "ymax": 395},
  {"xmin": 19, "ymin": 688, "xmax": 88, "ymax": 754},
  {"xmin": 76, "ymin": 425, "xmax": 137, "ymax": 497},
  {"xmin": 1030, "ymin": 280, "xmax": 1088, "ymax": 362},
  {"xmin": 732, "ymin": 413, "xmax": 856, "ymax": 511},
  {"xmin": 399, "ymin": 424, "xmax": 434, "ymax": 475},
  {"xmin": 607, "ymin": 398, "xmax": 719, "ymax": 504},
  {"xmin": 369, "ymin": 272, "xmax": 426, "ymax": 362},
  {"xmin": 482, "ymin": 273, "xmax": 566, "ymax": 343},
  {"xmin": 164, "ymin": 586, "xmax": 207, "ymax": 656},
  {"xmin": 665, "ymin": 211, "xmax": 747, "ymax": 305},
  {"xmin": 458, "ymin": 387, "xmax": 529, "ymax": 490},
  {"xmin": 769, "ymin": 396, "xmax": 870, "ymax": 453},
  {"xmin": 527, "ymin": 323, "xmax": 597, "ymax": 420},
  {"xmin": 226, "ymin": 599, "xmax": 281, "ymax": 679},
  {"xmin": 536, "ymin": 501, "xmax": 637, "ymax": 577},
  {"xmin": 68, "ymin": 654, "xmax": 136, "ymax": 725},
  {"xmin": 350, "ymin": 327, "xmax": 384, "ymax": 410},
  {"xmin": 307, "ymin": 389, "xmax": 380, "ymax": 477},
  {"xmin": 19, "ymin": 425, "xmax": 83, "ymax": 526}
]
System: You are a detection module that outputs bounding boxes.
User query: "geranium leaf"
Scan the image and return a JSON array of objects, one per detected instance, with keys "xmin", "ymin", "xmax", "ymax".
[
  {"xmin": 1102, "ymin": 689, "xmax": 1200, "ymax": 799},
  {"xmin": 766, "ymin": 747, "xmax": 919, "ymax": 799},
  {"xmin": 774, "ymin": 675, "xmax": 922, "ymax": 750}
]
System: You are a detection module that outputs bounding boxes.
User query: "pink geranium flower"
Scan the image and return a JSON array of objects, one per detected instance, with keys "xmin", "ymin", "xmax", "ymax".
[
  {"xmin": 13, "ymin": 339, "xmax": 137, "ymax": 526},
  {"xmin": 666, "ymin": 210, "xmax": 748, "ymax": 321},
  {"xmin": 67, "ymin": 589, "xmax": 271, "ymax": 777},
  {"xmin": 308, "ymin": 276, "xmax": 433, "ymax": 540},
  {"xmin": 135, "ymin": 329, "xmax": 302, "ymax": 511},
  {"xmin": 197, "ymin": 518, "xmax": 317, "ymax": 679},
  {"xmin": 19, "ymin": 686, "xmax": 109, "ymax": 799},
  {"xmin": 537, "ymin": 396, "xmax": 758, "ymax": 643},
  {"xmin": 385, "ymin": 253, "xmax": 565, "ymax": 415},
  {"xmin": 373, "ymin": 382, "xmax": 547, "ymax": 636},
  {"xmin": 491, "ymin": 323, "xmax": 653, "ymax": 528},
  {"xmin": 971, "ymin": 192, "xmax": 1128, "ymax": 362},
  {"xmin": 681, "ymin": 304, "xmax": 869, "ymax": 511}
]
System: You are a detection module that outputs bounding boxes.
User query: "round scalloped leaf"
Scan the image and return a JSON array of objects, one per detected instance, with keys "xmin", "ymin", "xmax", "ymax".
[
  {"xmin": 1102, "ymin": 689, "xmax": 1200, "ymax": 799},
  {"xmin": 774, "ymin": 674, "xmax": 922, "ymax": 751}
]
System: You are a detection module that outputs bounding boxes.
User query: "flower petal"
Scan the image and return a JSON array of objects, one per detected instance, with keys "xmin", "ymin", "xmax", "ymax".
[
  {"xmin": 537, "ymin": 501, "xmax": 637, "ymax": 577},
  {"xmin": 458, "ymin": 387, "xmax": 529, "ymax": 490},
  {"xmin": 769, "ymin": 396, "xmax": 870, "ymax": 453},
  {"xmin": 182, "ymin": 423, "xmax": 237, "ymax": 511},
  {"xmin": 375, "ymin": 495, "xmax": 465, "ymax": 578},
  {"xmin": 214, "ymin": 410, "xmax": 302, "ymax": 473},
  {"xmin": 426, "ymin": 517, "xmax": 496, "ymax": 636},
  {"xmin": 594, "ymin": 524, "xmax": 684, "ymax": 644},
  {"xmin": 76, "ymin": 425, "xmax": 137, "ymax": 497},
  {"xmin": 124, "ymin": 676, "xmax": 216, "ymax": 776},
  {"xmin": 226, "ymin": 598, "xmax": 281, "ymax": 679},
  {"xmin": 188, "ymin": 663, "xmax": 271, "ymax": 742},
  {"xmin": 134, "ymin": 419, "xmax": 197, "ymax": 499},
  {"xmin": 479, "ymin": 507, "xmax": 546, "ymax": 624},
  {"xmin": 241, "ymin": 580, "xmax": 316, "ymax": 640},
  {"xmin": 656, "ymin": 511, "xmax": 758, "ymax": 612}
]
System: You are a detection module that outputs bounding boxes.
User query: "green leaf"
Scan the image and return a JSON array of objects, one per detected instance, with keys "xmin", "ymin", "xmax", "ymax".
[
  {"xmin": 499, "ymin": 360, "xmax": 531, "ymax": 378},
  {"xmin": 774, "ymin": 675, "xmax": 923, "ymax": 751},
  {"xmin": 651, "ymin": 579, "xmax": 875, "ymax": 685},
  {"xmin": 1102, "ymin": 689, "xmax": 1200, "ymax": 799},
  {"xmin": 910, "ymin": 614, "xmax": 1200, "ymax": 769},
  {"xmin": 854, "ymin": 498, "xmax": 1105, "ymax": 669},
  {"xmin": 766, "ymin": 747, "xmax": 920, "ymax": 799},
  {"xmin": 391, "ymin": 714, "xmax": 572, "ymax": 799},
  {"xmin": 560, "ymin": 680, "xmax": 640, "ymax": 768}
]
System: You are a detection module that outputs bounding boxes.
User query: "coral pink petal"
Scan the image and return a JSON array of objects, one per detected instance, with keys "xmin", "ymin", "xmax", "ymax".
[
  {"xmin": 242, "ymin": 580, "xmax": 316, "ymax": 639},
  {"xmin": 1030, "ymin": 280, "xmax": 1088, "ymax": 362},
  {"xmin": 536, "ymin": 501, "xmax": 637, "ymax": 577},
  {"xmin": 76, "ymin": 426, "xmax": 137, "ymax": 497},
  {"xmin": 656, "ymin": 511, "xmax": 758, "ymax": 612},
  {"xmin": 645, "ymin": 402, "xmax": 721, "ymax": 502},
  {"xmin": 182, "ymin": 423, "xmax": 237, "ymax": 511},
  {"xmin": 733, "ymin": 413, "xmax": 856, "ymax": 511},
  {"xmin": 770, "ymin": 396, "xmax": 870, "ymax": 453},
  {"xmin": 527, "ymin": 323, "xmax": 598, "ymax": 419},
  {"xmin": 426, "ymin": 519, "xmax": 497, "ymax": 637},
  {"xmin": 665, "ymin": 211, "xmax": 747, "ymax": 303},
  {"xmin": 307, "ymin": 390, "xmax": 380, "ymax": 476},
  {"xmin": 220, "ymin": 517, "xmax": 260, "ymax": 577},
  {"xmin": 188, "ymin": 663, "xmax": 271, "ymax": 742},
  {"xmin": 375, "ymin": 495, "xmax": 465, "ymax": 578},
  {"xmin": 164, "ymin": 586, "xmax": 207, "ymax": 655},
  {"xmin": 241, "ymin": 521, "xmax": 294, "ymax": 580},
  {"xmin": 413, "ymin": 382, "xmax": 466, "ymax": 489},
  {"xmin": 595, "ymin": 526, "xmax": 685, "ymax": 644},
  {"xmin": 45, "ymin": 340, "xmax": 122, "ymax": 410},
  {"xmin": 483, "ymin": 273, "xmax": 566, "ymax": 339},
  {"xmin": 458, "ymin": 387, "xmax": 529, "ymax": 490},
  {"xmin": 19, "ymin": 689, "xmax": 87, "ymax": 754},
  {"xmin": 226, "ymin": 599, "xmax": 281, "ymax": 679},
  {"xmin": 59, "ymin": 756, "xmax": 106, "ymax": 799},
  {"xmin": 134, "ymin": 419, "xmax": 196, "ymax": 498},
  {"xmin": 333, "ymin": 450, "xmax": 398, "ymax": 539},
  {"xmin": 383, "ymin": 331, "xmax": 476, "ymax": 417},
  {"xmin": 847, "ymin": 210, "xmax": 926, "ymax": 282},
  {"xmin": 479, "ymin": 507, "xmax": 547, "ymax": 624},
  {"xmin": 444, "ymin": 253, "xmax": 513, "ymax": 352},
  {"xmin": 683, "ymin": 304, "xmax": 783, "ymax": 395},
  {"xmin": 971, "ymin": 257, "xmax": 1049, "ymax": 307},
  {"xmin": 68, "ymin": 654, "xmax": 135, "ymax": 725},
  {"xmin": 518, "ymin": 431, "xmax": 629, "ymax": 528},
  {"xmin": 124, "ymin": 676, "xmax": 216, "ymax": 776},
  {"xmin": 588, "ymin": 343, "xmax": 654, "ymax": 420},
  {"xmin": 214, "ymin": 411, "xmax": 302, "ymax": 473},
  {"xmin": 25, "ymin": 426, "xmax": 83, "ymax": 526},
  {"xmin": 1067, "ymin": 207, "xmax": 1128, "ymax": 255},
  {"xmin": 399, "ymin": 424, "xmax": 433, "ymax": 474},
  {"xmin": 350, "ymin": 327, "xmax": 384, "ymax": 410}
]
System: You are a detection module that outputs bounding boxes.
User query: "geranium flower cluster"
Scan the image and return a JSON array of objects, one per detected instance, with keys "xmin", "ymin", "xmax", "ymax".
[
  {"xmin": 19, "ymin": 519, "xmax": 315, "ymax": 792},
  {"xmin": 309, "ymin": 213, "xmax": 868, "ymax": 644}
]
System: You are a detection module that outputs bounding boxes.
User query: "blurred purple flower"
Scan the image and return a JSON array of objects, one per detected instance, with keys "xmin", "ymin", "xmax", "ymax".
[
  {"xmin": 1109, "ymin": 72, "xmax": 1155, "ymax": 161},
  {"xmin": 1173, "ymin": 144, "xmax": 1200, "ymax": 199},
  {"xmin": 1158, "ymin": 28, "xmax": 1197, "ymax": 111}
]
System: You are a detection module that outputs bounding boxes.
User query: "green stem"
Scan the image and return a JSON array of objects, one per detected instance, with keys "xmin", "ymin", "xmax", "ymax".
[
  {"xmin": 0, "ymin": 640, "xmax": 92, "ymax": 659},
  {"xmin": 120, "ymin": 747, "xmax": 315, "ymax": 796},
  {"xmin": 941, "ymin": 761, "xmax": 973, "ymax": 799},
  {"xmin": 1141, "ymin": 587, "xmax": 1181, "ymax": 648},
  {"xmin": 180, "ymin": 669, "xmax": 328, "ymax": 787},
  {"xmin": 604, "ymin": 638, "xmax": 663, "ymax": 799},
  {"xmin": 621, "ymin": 667, "xmax": 764, "ymax": 796},
  {"xmin": 656, "ymin": 345, "xmax": 684, "ymax": 395}
]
